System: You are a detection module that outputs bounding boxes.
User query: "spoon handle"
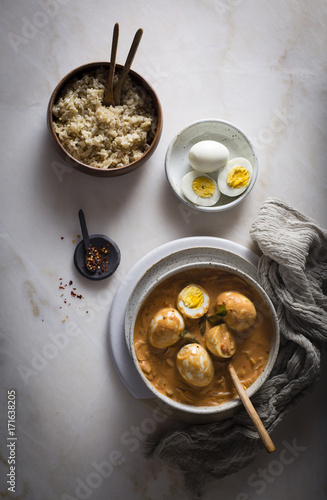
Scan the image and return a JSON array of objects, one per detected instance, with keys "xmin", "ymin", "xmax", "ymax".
[
  {"xmin": 114, "ymin": 28, "xmax": 143, "ymax": 105},
  {"xmin": 78, "ymin": 209, "xmax": 91, "ymax": 250},
  {"xmin": 228, "ymin": 363, "xmax": 276, "ymax": 453},
  {"xmin": 103, "ymin": 23, "xmax": 119, "ymax": 106}
]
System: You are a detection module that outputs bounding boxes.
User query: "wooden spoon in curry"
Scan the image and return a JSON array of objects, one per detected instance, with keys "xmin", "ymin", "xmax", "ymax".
[{"xmin": 206, "ymin": 323, "xmax": 276, "ymax": 453}]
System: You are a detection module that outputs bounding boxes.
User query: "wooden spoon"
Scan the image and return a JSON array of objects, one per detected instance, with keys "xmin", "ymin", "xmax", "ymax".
[
  {"xmin": 103, "ymin": 23, "xmax": 119, "ymax": 107},
  {"xmin": 206, "ymin": 324, "xmax": 276, "ymax": 453},
  {"xmin": 228, "ymin": 363, "xmax": 276, "ymax": 453},
  {"xmin": 113, "ymin": 28, "xmax": 143, "ymax": 105}
]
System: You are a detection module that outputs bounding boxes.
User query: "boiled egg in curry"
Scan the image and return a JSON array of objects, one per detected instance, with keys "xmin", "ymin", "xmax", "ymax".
[
  {"xmin": 176, "ymin": 343, "xmax": 214, "ymax": 387},
  {"xmin": 148, "ymin": 307, "xmax": 185, "ymax": 348},
  {"xmin": 177, "ymin": 284, "xmax": 210, "ymax": 319},
  {"xmin": 205, "ymin": 323, "xmax": 237, "ymax": 359},
  {"xmin": 216, "ymin": 291, "xmax": 256, "ymax": 331}
]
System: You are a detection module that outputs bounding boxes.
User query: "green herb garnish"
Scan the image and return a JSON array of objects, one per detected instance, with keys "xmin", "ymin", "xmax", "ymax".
[
  {"xmin": 207, "ymin": 304, "xmax": 227, "ymax": 325},
  {"xmin": 199, "ymin": 315, "xmax": 207, "ymax": 336},
  {"xmin": 179, "ymin": 330, "xmax": 200, "ymax": 344}
]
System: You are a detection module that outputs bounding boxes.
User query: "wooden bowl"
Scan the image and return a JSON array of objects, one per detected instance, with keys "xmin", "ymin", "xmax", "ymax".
[{"xmin": 47, "ymin": 62, "xmax": 163, "ymax": 177}]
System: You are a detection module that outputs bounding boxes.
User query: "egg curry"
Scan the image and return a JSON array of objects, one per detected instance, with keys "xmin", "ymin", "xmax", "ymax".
[{"xmin": 133, "ymin": 267, "xmax": 274, "ymax": 407}]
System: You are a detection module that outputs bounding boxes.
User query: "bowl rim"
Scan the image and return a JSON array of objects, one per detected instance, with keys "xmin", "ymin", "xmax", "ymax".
[
  {"xmin": 47, "ymin": 61, "xmax": 163, "ymax": 176},
  {"xmin": 165, "ymin": 118, "xmax": 258, "ymax": 212},
  {"xmin": 124, "ymin": 260, "xmax": 280, "ymax": 415}
]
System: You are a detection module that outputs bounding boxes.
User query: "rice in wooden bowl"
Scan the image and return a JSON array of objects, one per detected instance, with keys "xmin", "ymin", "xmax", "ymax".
[{"xmin": 48, "ymin": 62, "xmax": 162, "ymax": 177}]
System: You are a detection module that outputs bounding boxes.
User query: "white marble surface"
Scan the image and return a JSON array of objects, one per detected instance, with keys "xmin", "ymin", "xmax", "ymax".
[{"xmin": 1, "ymin": 1, "xmax": 327, "ymax": 499}]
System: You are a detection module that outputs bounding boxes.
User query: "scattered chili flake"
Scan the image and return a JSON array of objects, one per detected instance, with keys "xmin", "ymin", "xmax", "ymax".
[
  {"xmin": 59, "ymin": 286, "xmax": 65, "ymax": 290},
  {"xmin": 61, "ymin": 237, "xmax": 64, "ymax": 240},
  {"xmin": 69, "ymin": 280, "xmax": 73, "ymax": 286}
]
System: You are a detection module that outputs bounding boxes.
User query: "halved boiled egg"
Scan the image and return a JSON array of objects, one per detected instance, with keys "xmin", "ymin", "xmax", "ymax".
[
  {"xmin": 217, "ymin": 157, "xmax": 253, "ymax": 197},
  {"xmin": 148, "ymin": 307, "xmax": 185, "ymax": 348},
  {"xmin": 188, "ymin": 140, "xmax": 229, "ymax": 173},
  {"xmin": 177, "ymin": 284, "xmax": 210, "ymax": 319},
  {"xmin": 181, "ymin": 171, "xmax": 220, "ymax": 207},
  {"xmin": 176, "ymin": 343, "xmax": 214, "ymax": 387}
]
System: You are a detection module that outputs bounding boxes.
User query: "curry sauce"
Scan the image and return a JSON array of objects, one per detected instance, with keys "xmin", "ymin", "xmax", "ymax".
[{"xmin": 134, "ymin": 268, "xmax": 274, "ymax": 407}]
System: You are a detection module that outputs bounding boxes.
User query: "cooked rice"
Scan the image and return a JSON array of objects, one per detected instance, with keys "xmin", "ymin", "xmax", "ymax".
[{"xmin": 52, "ymin": 68, "xmax": 157, "ymax": 169}]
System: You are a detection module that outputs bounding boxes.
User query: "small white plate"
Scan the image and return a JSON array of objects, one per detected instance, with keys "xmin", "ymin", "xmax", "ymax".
[{"xmin": 165, "ymin": 119, "xmax": 258, "ymax": 212}]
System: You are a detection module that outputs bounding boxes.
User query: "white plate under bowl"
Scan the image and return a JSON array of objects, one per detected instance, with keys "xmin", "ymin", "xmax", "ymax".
[
  {"xmin": 124, "ymin": 258, "xmax": 279, "ymax": 422},
  {"xmin": 165, "ymin": 119, "xmax": 258, "ymax": 212}
]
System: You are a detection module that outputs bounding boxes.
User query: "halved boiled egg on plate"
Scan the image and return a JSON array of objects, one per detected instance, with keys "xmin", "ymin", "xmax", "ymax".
[
  {"xmin": 181, "ymin": 171, "xmax": 220, "ymax": 207},
  {"xmin": 217, "ymin": 157, "xmax": 253, "ymax": 197},
  {"xmin": 177, "ymin": 284, "xmax": 210, "ymax": 319}
]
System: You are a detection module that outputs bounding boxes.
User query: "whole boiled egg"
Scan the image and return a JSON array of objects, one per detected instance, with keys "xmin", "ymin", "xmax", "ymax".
[
  {"xmin": 181, "ymin": 171, "xmax": 220, "ymax": 207},
  {"xmin": 217, "ymin": 157, "xmax": 253, "ymax": 197},
  {"xmin": 216, "ymin": 291, "xmax": 256, "ymax": 331},
  {"xmin": 188, "ymin": 140, "xmax": 229, "ymax": 173},
  {"xmin": 148, "ymin": 307, "xmax": 185, "ymax": 348},
  {"xmin": 177, "ymin": 284, "xmax": 210, "ymax": 319},
  {"xmin": 176, "ymin": 343, "xmax": 214, "ymax": 387},
  {"xmin": 205, "ymin": 323, "xmax": 236, "ymax": 359}
]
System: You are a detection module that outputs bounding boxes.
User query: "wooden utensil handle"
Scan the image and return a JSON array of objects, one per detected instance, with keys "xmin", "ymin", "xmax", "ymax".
[
  {"xmin": 103, "ymin": 23, "xmax": 119, "ymax": 106},
  {"xmin": 228, "ymin": 363, "xmax": 276, "ymax": 453},
  {"xmin": 114, "ymin": 28, "xmax": 143, "ymax": 104}
]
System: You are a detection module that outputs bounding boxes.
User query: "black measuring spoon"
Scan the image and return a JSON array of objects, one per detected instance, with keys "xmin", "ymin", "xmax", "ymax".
[{"xmin": 74, "ymin": 209, "xmax": 121, "ymax": 281}]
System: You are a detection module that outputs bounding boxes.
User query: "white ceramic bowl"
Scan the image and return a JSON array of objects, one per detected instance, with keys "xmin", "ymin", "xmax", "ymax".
[
  {"xmin": 124, "ymin": 257, "xmax": 279, "ymax": 423},
  {"xmin": 165, "ymin": 119, "xmax": 258, "ymax": 212}
]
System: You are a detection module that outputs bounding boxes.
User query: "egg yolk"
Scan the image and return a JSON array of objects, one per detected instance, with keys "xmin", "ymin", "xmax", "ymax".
[
  {"xmin": 192, "ymin": 177, "xmax": 216, "ymax": 198},
  {"xmin": 182, "ymin": 286, "xmax": 204, "ymax": 309},
  {"xmin": 227, "ymin": 166, "xmax": 250, "ymax": 189}
]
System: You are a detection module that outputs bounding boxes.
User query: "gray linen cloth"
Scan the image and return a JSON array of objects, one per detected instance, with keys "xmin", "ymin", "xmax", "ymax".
[{"xmin": 146, "ymin": 198, "xmax": 327, "ymax": 495}]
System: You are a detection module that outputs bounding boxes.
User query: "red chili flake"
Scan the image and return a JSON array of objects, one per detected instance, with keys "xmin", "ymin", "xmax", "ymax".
[
  {"xmin": 71, "ymin": 291, "xmax": 76, "ymax": 297},
  {"xmin": 69, "ymin": 280, "xmax": 73, "ymax": 286},
  {"xmin": 85, "ymin": 244, "xmax": 111, "ymax": 274},
  {"xmin": 59, "ymin": 286, "xmax": 65, "ymax": 290},
  {"xmin": 61, "ymin": 237, "xmax": 64, "ymax": 240}
]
